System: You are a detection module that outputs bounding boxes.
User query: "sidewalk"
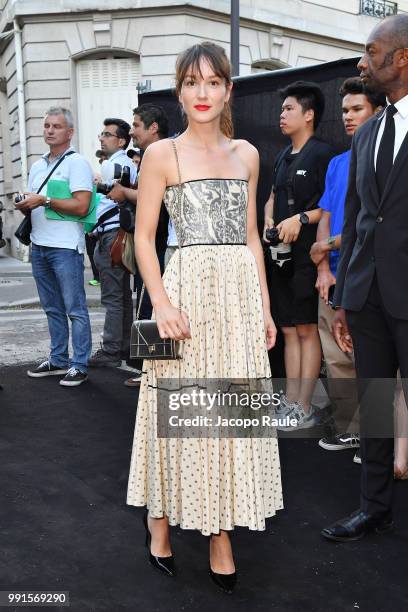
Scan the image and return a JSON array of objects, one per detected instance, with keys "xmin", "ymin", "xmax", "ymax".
[{"xmin": 0, "ymin": 253, "xmax": 106, "ymax": 309}]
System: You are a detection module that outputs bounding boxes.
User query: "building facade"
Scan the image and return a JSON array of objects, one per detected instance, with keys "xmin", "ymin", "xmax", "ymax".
[{"xmin": 0, "ymin": 0, "xmax": 404, "ymax": 258}]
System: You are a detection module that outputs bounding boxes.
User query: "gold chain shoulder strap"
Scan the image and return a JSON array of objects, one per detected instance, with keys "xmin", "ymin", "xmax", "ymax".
[{"xmin": 136, "ymin": 138, "xmax": 182, "ymax": 319}]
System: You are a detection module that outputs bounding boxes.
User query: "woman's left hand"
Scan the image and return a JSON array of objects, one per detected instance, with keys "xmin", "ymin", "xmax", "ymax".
[{"xmin": 264, "ymin": 310, "xmax": 277, "ymax": 350}]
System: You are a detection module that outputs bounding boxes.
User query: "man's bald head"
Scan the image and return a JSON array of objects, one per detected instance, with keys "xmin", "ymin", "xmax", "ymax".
[
  {"xmin": 373, "ymin": 14, "xmax": 408, "ymax": 50},
  {"xmin": 358, "ymin": 14, "xmax": 408, "ymax": 98}
]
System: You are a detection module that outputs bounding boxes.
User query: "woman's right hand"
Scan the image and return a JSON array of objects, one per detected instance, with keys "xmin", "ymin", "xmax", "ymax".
[{"xmin": 155, "ymin": 303, "xmax": 191, "ymax": 341}]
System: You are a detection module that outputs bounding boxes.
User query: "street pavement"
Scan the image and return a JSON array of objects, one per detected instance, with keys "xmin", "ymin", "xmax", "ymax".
[
  {"xmin": 0, "ymin": 308, "xmax": 106, "ymax": 365},
  {"xmin": 0, "ymin": 253, "xmax": 135, "ymax": 368},
  {"xmin": 0, "ymin": 253, "xmax": 102, "ymax": 309}
]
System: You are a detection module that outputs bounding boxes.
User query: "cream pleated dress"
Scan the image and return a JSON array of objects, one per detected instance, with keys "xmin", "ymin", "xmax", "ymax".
[{"xmin": 127, "ymin": 172, "xmax": 283, "ymax": 536}]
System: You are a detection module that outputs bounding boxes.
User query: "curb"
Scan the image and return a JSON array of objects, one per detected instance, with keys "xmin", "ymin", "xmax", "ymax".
[
  {"xmin": 0, "ymin": 295, "xmax": 138, "ymax": 310},
  {"xmin": 0, "ymin": 296, "xmax": 104, "ymax": 310}
]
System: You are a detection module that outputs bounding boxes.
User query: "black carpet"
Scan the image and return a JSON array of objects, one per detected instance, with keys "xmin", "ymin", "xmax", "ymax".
[{"xmin": 0, "ymin": 365, "xmax": 407, "ymax": 612}]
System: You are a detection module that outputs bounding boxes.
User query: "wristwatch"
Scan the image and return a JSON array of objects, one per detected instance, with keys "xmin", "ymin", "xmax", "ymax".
[
  {"xmin": 299, "ymin": 212, "xmax": 309, "ymax": 225},
  {"xmin": 44, "ymin": 196, "xmax": 51, "ymax": 209},
  {"xmin": 326, "ymin": 236, "xmax": 336, "ymax": 250}
]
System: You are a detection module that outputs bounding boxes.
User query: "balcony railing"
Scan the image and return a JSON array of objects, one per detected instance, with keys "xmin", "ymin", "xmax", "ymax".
[{"xmin": 360, "ymin": 0, "xmax": 398, "ymax": 18}]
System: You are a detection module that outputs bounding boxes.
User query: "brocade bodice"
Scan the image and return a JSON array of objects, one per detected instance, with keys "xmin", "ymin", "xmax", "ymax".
[{"xmin": 163, "ymin": 178, "xmax": 248, "ymax": 247}]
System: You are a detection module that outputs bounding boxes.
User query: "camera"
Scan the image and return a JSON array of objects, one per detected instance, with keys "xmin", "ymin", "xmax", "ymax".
[
  {"xmin": 97, "ymin": 160, "xmax": 135, "ymax": 233},
  {"xmin": 265, "ymin": 226, "xmax": 292, "ymax": 267},
  {"xmin": 265, "ymin": 227, "xmax": 281, "ymax": 247},
  {"xmin": 14, "ymin": 194, "xmax": 24, "ymax": 204},
  {"xmin": 96, "ymin": 162, "xmax": 131, "ymax": 195}
]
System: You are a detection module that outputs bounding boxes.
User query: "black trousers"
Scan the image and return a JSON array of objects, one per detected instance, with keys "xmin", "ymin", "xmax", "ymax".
[{"xmin": 346, "ymin": 275, "xmax": 408, "ymax": 516}]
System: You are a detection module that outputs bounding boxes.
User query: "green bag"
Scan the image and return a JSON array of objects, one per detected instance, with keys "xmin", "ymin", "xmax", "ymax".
[{"xmin": 44, "ymin": 179, "xmax": 100, "ymax": 232}]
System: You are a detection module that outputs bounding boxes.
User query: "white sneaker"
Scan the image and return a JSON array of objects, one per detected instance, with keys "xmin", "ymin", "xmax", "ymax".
[
  {"xmin": 279, "ymin": 402, "xmax": 321, "ymax": 431},
  {"xmin": 275, "ymin": 391, "xmax": 295, "ymax": 417}
]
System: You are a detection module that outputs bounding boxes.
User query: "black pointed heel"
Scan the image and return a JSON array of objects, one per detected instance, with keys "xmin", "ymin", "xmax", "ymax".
[
  {"xmin": 143, "ymin": 510, "xmax": 175, "ymax": 576},
  {"xmin": 209, "ymin": 566, "xmax": 237, "ymax": 594}
]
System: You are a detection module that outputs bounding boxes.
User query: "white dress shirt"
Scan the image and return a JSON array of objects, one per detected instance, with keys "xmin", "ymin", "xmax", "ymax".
[{"xmin": 374, "ymin": 93, "xmax": 408, "ymax": 168}]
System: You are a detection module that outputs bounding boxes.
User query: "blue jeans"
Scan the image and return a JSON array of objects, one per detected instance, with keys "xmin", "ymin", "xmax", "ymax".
[{"xmin": 31, "ymin": 244, "xmax": 92, "ymax": 372}]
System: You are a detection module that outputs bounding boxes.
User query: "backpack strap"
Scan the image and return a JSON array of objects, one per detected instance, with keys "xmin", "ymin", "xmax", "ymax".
[
  {"xmin": 89, "ymin": 206, "xmax": 120, "ymax": 233},
  {"xmin": 272, "ymin": 145, "xmax": 292, "ymax": 185},
  {"xmin": 36, "ymin": 150, "xmax": 75, "ymax": 194}
]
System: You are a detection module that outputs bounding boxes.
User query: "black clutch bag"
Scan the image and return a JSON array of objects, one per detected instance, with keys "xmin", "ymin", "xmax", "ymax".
[
  {"xmin": 129, "ymin": 139, "xmax": 184, "ymax": 362},
  {"xmin": 14, "ymin": 213, "xmax": 32, "ymax": 246},
  {"xmin": 130, "ymin": 320, "xmax": 183, "ymax": 360}
]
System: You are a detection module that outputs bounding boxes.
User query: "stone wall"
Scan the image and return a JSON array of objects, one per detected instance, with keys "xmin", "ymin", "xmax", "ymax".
[{"xmin": 0, "ymin": 1, "xmax": 384, "ymax": 257}]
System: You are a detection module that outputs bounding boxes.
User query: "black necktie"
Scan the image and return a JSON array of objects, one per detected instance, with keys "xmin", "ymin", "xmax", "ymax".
[{"xmin": 376, "ymin": 104, "xmax": 397, "ymax": 198}]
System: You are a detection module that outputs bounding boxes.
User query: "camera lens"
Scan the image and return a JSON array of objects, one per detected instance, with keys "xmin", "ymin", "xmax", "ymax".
[
  {"xmin": 96, "ymin": 183, "xmax": 110, "ymax": 195},
  {"xmin": 266, "ymin": 227, "xmax": 280, "ymax": 247},
  {"xmin": 14, "ymin": 194, "xmax": 23, "ymax": 204},
  {"xmin": 120, "ymin": 166, "xmax": 131, "ymax": 188}
]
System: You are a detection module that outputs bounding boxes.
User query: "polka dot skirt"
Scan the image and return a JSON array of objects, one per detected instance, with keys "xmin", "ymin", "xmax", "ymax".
[{"xmin": 127, "ymin": 244, "xmax": 283, "ymax": 535}]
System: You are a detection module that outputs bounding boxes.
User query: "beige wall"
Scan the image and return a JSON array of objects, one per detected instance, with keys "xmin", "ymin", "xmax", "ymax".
[{"xmin": 0, "ymin": 1, "xmax": 393, "ymax": 256}]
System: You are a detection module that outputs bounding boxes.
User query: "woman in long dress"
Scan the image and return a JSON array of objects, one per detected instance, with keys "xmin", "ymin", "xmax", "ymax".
[{"xmin": 127, "ymin": 41, "xmax": 283, "ymax": 593}]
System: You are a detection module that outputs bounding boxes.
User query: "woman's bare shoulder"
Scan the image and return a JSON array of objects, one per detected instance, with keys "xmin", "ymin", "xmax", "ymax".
[
  {"xmin": 140, "ymin": 139, "xmax": 175, "ymax": 181},
  {"xmin": 232, "ymin": 138, "xmax": 259, "ymax": 159},
  {"xmin": 143, "ymin": 138, "xmax": 173, "ymax": 160}
]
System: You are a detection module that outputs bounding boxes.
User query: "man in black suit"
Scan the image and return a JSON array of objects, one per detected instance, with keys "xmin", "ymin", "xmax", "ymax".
[{"xmin": 321, "ymin": 14, "xmax": 408, "ymax": 542}]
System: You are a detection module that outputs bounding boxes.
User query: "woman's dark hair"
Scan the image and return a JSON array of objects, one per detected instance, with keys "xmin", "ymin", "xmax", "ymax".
[
  {"xmin": 175, "ymin": 41, "xmax": 233, "ymax": 139},
  {"xmin": 132, "ymin": 104, "xmax": 169, "ymax": 139},
  {"xmin": 279, "ymin": 81, "xmax": 325, "ymax": 130},
  {"xmin": 103, "ymin": 118, "xmax": 131, "ymax": 149},
  {"xmin": 339, "ymin": 77, "xmax": 386, "ymax": 110}
]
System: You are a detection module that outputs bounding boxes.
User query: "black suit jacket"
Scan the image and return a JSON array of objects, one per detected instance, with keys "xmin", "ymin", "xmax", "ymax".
[{"xmin": 334, "ymin": 109, "xmax": 408, "ymax": 319}]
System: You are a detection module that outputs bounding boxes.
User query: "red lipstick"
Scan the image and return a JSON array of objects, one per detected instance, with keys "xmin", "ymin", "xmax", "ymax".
[{"xmin": 194, "ymin": 105, "xmax": 211, "ymax": 111}]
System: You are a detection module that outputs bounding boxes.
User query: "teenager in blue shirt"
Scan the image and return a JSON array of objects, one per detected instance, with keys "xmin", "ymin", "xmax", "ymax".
[{"xmin": 310, "ymin": 78, "xmax": 384, "ymax": 455}]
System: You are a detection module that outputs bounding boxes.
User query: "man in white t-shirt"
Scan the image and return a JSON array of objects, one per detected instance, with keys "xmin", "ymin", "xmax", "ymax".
[{"xmin": 15, "ymin": 107, "xmax": 93, "ymax": 387}]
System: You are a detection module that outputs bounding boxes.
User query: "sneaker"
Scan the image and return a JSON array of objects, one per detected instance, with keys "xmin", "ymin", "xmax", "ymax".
[
  {"xmin": 124, "ymin": 371, "xmax": 143, "ymax": 387},
  {"xmin": 278, "ymin": 402, "xmax": 322, "ymax": 431},
  {"xmin": 319, "ymin": 432, "xmax": 360, "ymax": 451},
  {"xmin": 88, "ymin": 348, "xmax": 121, "ymax": 368},
  {"xmin": 275, "ymin": 391, "xmax": 295, "ymax": 417},
  {"xmin": 27, "ymin": 360, "xmax": 68, "ymax": 378},
  {"xmin": 88, "ymin": 279, "xmax": 100, "ymax": 286},
  {"xmin": 59, "ymin": 367, "xmax": 88, "ymax": 387},
  {"xmin": 353, "ymin": 449, "xmax": 361, "ymax": 464}
]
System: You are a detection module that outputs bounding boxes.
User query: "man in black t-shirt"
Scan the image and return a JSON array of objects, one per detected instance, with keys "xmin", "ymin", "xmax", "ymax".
[{"xmin": 263, "ymin": 81, "xmax": 335, "ymax": 427}]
